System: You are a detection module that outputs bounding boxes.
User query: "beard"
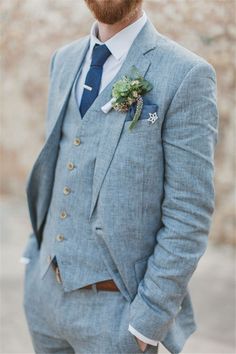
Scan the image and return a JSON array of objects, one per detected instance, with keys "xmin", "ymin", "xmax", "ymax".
[{"xmin": 84, "ymin": 0, "xmax": 143, "ymax": 25}]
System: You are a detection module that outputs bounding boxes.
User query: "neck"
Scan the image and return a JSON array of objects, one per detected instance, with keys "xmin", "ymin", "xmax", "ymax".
[{"xmin": 97, "ymin": 8, "xmax": 143, "ymax": 42}]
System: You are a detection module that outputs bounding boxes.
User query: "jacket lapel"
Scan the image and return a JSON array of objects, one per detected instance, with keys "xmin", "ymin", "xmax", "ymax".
[
  {"xmin": 47, "ymin": 35, "xmax": 90, "ymax": 139},
  {"xmin": 89, "ymin": 19, "xmax": 160, "ymax": 220}
]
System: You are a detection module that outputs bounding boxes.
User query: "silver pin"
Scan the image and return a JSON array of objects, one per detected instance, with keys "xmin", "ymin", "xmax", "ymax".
[
  {"xmin": 83, "ymin": 84, "xmax": 92, "ymax": 91},
  {"xmin": 147, "ymin": 112, "xmax": 159, "ymax": 124}
]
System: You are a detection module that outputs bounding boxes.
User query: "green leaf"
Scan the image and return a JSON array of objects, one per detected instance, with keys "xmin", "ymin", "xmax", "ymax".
[{"xmin": 128, "ymin": 97, "xmax": 143, "ymax": 131}]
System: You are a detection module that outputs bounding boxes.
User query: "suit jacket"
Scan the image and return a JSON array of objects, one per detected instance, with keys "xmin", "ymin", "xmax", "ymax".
[{"xmin": 24, "ymin": 19, "xmax": 218, "ymax": 353}]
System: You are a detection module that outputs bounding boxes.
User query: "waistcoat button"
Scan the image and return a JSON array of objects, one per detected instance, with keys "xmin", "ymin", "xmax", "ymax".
[
  {"xmin": 63, "ymin": 186, "xmax": 71, "ymax": 195},
  {"xmin": 60, "ymin": 211, "xmax": 68, "ymax": 219},
  {"xmin": 73, "ymin": 137, "xmax": 81, "ymax": 146},
  {"xmin": 67, "ymin": 162, "xmax": 75, "ymax": 170},
  {"xmin": 56, "ymin": 234, "xmax": 64, "ymax": 242}
]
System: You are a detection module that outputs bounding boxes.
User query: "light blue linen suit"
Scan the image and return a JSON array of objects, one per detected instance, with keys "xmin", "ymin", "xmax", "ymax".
[{"xmin": 22, "ymin": 18, "xmax": 218, "ymax": 354}]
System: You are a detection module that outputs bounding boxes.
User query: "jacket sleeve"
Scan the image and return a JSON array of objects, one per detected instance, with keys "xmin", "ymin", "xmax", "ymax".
[
  {"xmin": 128, "ymin": 325, "xmax": 159, "ymax": 346},
  {"xmin": 20, "ymin": 232, "xmax": 39, "ymax": 260},
  {"xmin": 49, "ymin": 49, "xmax": 57, "ymax": 78},
  {"xmin": 128, "ymin": 61, "xmax": 219, "ymax": 341}
]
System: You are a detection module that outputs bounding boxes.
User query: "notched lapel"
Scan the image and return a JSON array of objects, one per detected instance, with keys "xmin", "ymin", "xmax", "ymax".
[
  {"xmin": 47, "ymin": 36, "xmax": 90, "ymax": 138},
  {"xmin": 89, "ymin": 53, "xmax": 152, "ymax": 221},
  {"xmin": 89, "ymin": 19, "xmax": 162, "ymax": 221}
]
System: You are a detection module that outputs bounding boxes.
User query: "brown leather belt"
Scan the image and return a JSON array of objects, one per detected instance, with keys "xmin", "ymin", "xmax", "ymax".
[{"xmin": 51, "ymin": 262, "xmax": 119, "ymax": 291}]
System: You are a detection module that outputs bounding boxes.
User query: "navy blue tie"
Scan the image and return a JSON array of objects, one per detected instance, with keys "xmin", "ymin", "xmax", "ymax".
[{"xmin": 79, "ymin": 44, "xmax": 111, "ymax": 117}]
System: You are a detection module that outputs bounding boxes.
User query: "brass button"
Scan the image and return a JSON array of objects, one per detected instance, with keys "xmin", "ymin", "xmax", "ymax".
[
  {"xmin": 60, "ymin": 211, "xmax": 67, "ymax": 219},
  {"xmin": 63, "ymin": 186, "xmax": 71, "ymax": 195},
  {"xmin": 73, "ymin": 137, "xmax": 81, "ymax": 146},
  {"xmin": 56, "ymin": 234, "xmax": 64, "ymax": 242},
  {"xmin": 67, "ymin": 162, "xmax": 75, "ymax": 170}
]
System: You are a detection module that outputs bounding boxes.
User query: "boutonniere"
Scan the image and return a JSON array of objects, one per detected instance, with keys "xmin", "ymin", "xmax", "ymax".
[{"xmin": 101, "ymin": 66, "xmax": 153, "ymax": 131}]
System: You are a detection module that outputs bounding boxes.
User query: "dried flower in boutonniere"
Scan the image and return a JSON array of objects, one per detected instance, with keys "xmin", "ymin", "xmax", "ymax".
[{"xmin": 111, "ymin": 66, "xmax": 153, "ymax": 131}]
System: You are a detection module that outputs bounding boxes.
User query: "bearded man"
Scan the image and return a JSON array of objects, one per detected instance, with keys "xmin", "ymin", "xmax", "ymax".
[{"xmin": 21, "ymin": 0, "xmax": 218, "ymax": 353}]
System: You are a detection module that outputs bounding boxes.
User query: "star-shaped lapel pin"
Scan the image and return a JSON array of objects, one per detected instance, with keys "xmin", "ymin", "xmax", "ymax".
[{"xmin": 147, "ymin": 112, "xmax": 159, "ymax": 124}]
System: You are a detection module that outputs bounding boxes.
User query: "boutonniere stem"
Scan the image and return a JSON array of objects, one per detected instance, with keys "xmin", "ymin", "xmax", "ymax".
[
  {"xmin": 128, "ymin": 96, "xmax": 143, "ymax": 130},
  {"xmin": 101, "ymin": 98, "xmax": 115, "ymax": 114}
]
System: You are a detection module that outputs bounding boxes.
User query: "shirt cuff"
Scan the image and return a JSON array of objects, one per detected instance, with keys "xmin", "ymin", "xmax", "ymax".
[
  {"xmin": 19, "ymin": 257, "xmax": 31, "ymax": 265},
  {"xmin": 128, "ymin": 324, "xmax": 159, "ymax": 346}
]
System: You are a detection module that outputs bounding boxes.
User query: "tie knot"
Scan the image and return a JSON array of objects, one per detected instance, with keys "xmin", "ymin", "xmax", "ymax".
[{"xmin": 91, "ymin": 44, "xmax": 111, "ymax": 67}]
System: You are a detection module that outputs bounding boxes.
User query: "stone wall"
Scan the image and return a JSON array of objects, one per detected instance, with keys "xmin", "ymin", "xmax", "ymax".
[{"xmin": 1, "ymin": 0, "xmax": 235, "ymax": 244}]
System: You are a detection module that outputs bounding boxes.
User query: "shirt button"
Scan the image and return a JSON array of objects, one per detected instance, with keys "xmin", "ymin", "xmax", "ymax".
[
  {"xmin": 73, "ymin": 137, "xmax": 81, "ymax": 146},
  {"xmin": 56, "ymin": 234, "xmax": 64, "ymax": 242},
  {"xmin": 63, "ymin": 186, "xmax": 71, "ymax": 195},
  {"xmin": 60, "ymin": 211, "xmax": 67, "ymax": 219},
  {"xmin": 67, "ymin": 162, "xmax": 75, "ymax": 170}
]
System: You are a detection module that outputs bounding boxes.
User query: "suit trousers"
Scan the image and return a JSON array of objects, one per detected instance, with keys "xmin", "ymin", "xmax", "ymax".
[{"xmin": 23, "ymin": 250, "xmax": 159, "ymax": 354}]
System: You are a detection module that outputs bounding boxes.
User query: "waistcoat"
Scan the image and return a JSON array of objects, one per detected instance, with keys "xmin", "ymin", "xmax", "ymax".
[{"xmin": 39, "ymin": 70, "xmax": 112, "ymax": 292}]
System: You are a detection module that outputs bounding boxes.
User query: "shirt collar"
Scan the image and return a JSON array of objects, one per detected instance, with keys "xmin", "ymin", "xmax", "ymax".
[{"xmin": 89, "ymin": 11, "xmax": 147, "ymax": 61}]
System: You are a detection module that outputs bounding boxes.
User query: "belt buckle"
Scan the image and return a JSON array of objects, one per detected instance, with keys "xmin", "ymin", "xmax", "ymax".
[{"xmin": 55, "ymin": 266, "xmax": 62, "ymax": 284}]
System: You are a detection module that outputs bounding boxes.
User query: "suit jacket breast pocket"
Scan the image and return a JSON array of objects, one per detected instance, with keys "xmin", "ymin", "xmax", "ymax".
[
  {"xmin": 123, "ymin": 103, "xmax": 160, "ymax": 134},
  {"xmin": 125, "ymin": 103, "xmax": 158, "ymax": 121}
]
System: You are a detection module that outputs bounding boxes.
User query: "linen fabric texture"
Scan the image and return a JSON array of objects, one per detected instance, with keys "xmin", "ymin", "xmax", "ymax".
[{"xmin": 22, "ymin": 18, "xmax": 218, "ymax": 354}]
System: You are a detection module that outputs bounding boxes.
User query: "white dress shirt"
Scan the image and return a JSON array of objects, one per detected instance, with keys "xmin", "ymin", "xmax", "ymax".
[{"xmin": 21, "ymin": 10, "xmax": 158, "ymax": 348}]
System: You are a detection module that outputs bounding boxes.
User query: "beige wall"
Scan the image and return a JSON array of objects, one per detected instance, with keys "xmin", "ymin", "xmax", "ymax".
[{"xmin": 1, "ymin": 0, "xmax": 235, "ymax": 244}]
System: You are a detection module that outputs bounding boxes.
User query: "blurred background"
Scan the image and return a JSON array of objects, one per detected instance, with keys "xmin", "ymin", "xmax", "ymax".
[{"xmin": 0, "ymin": 0, "xmax": 235, "ymax": 353}]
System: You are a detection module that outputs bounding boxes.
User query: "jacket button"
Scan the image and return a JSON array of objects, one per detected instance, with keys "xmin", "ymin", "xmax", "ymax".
[
  {"xmin": 67, "ymin": 162, "xmax": 75, "ymax": 170},
  {"xmin": 73, "ymin": 137, "xmax": 81, "ymax": 146},
  {"xmin": 60, "ymin": 211, "xmax": 67, "ymax": 219},
  {"xmin": 63, "ymin": 186, "xmax": 71, "ymax": 195},
  {"xmin": 56, "ymin": 234, "xmax": 64, "ymax": 242}
]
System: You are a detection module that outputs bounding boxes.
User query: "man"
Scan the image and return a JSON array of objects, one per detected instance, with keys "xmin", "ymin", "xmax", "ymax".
[{"xmin": 21, "ymin": 0, "xmax": 218, "ymax": 353}]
